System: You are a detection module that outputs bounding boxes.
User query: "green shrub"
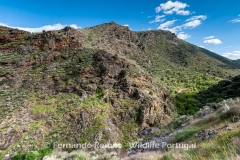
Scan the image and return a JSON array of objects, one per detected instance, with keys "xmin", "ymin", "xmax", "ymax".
[
  {"xmin": 113, "ymin": 54, "xmax": 118, "ymax": 60},
  {"xmin": 15, "ymin": 148, "xmax": 52, "ymax": 160},
  {"xmin": 38, "ymin": 148, "xmax": 52, "ymax": 158},
  {"xmin": 173, "ymin": 127, "xmax": 198, "ymax": 143},
  {"xmin": 15, "ymin": 152, "xmax": 36, "ymax": 160},
  {"xmin": 119, "ymin": 70, "xmax": 127, "ymax": 78},
  {"xmin": 96, "ymin": 87, "xmax": 104, "ymax": 98},
  {"xmin": 176, "ymin": 92, "xmax": 201, "ymax": 115},
  {"xmin": 149, "ymin": 91, "xmax": 153, "ymax": 95}
]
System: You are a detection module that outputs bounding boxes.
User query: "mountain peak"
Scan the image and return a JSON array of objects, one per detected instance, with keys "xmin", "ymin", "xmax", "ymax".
[{"xmin": 61, "ymin": 26, "xmax": 76, "ymax": 32}]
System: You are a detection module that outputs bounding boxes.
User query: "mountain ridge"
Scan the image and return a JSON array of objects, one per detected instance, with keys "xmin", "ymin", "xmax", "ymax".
[{"xmin": 0, "ymin": 22, "xmax": 240, "ymax": 159}]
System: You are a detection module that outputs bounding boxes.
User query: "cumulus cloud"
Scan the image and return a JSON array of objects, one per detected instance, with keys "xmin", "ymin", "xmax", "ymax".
[
  {"xmin": 123, "ymin": 24, "xmax": 129, "ymax": 27},
  {"xmin": 155, "ymin": 0, "xmax": 190, "ymax": 15},
  {"xmin": 199, "ymin": 46, "xmax": 204, "ymax": 48},
  {"xmin": 157, "ymin": 20, "xmax": 177, "ymax": 30},
  {"xmin": 203, "ymin": 38, "xmax": 222, "ymax": 45},
  {"xmin": 149, "ymin": 15, "xmax": 166, "ymax": 23},
  {"xmin": 177, "ymin": 32, "xmax": 190, "ymax": 40},
  {"xmin": 204, "ymin": 36, "xmax": 215, "ymax": 39},
  {"xmin": 0, "ymin": 22, "xmax": 79, "ymax": 32},
  {"xmin": 222, "ymin": 51, "xmax": 240, "ymax": 60}
]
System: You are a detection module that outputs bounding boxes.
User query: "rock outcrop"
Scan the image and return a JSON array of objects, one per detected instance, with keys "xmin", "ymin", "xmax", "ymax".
[{"xmin": 0, "ymin": 23, "xmax": 175, "ymax": 156}]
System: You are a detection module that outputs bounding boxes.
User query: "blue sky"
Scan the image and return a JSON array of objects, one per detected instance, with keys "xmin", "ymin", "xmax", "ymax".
[{"xmin": 0, "ymin": 0, "xmax": 240, "ymax": 59}]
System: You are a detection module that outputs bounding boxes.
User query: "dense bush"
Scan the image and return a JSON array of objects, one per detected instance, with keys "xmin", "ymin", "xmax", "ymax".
[
  {"xmin": 176, "ymin": 92, "xmax": 201, "ymax": 115},
  {"xmin": 173, "ymin": 127, "xmax": 198, "ymax": 143},
  {"xmin": 119, "ymin": 70, "xmax": 127, "ymax": 78},
  {"xmin": 15, "ymin": 148, "xmax": 52, "ymax": 160}
]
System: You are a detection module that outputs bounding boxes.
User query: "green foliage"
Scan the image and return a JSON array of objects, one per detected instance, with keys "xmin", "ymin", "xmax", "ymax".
[
  {"xmin": 149, "ymin": 91, "xmax": 153, "ymax": 95},
  {"xmin": 113, "ymin": 54, "xmax": 118, "ymax": 60},
  {"xmin": 173, "ymin": 127, "xmax": 198, "ymax": 143},
  {"xmin": 119, "ymin": 70, "xmax": 127, "ymax": 78},
  {"xmin": 38, "ymin": 148, "xmax": 52, "ymax": 158},
  {"xmin": 197, "ymin": 75, "xmax": 240, "ymax": 104},
  {"xmin": 175, "ymin": 75, "xmax": 240, "ymax": 115},
  {"xmin": 131, "ymin": 31, "xmax": 240, "ymax": 116},
  {"xmin": 176, "ymin": 92, "xmax": 201, "ymax": 115},
  {"xmin": 121, "ymin": 122, "xmax": 138, "ymax": 148},
  {"xmin": 96, "ymin": 86, "xmax": 105, "ymax": 98},
  {"xmin": 15, "ymin": 148, "xmax": 52, "ymax": 160}
]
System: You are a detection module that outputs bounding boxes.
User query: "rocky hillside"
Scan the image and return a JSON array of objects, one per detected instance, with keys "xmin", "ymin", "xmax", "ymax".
[{"xmin": 0, "ymin": 22, "xmax": 240, "ymax": 159}]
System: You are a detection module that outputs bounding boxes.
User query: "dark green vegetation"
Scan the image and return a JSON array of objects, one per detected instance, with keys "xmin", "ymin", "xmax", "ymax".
[
  {"xmin": 173, "ymin": 126, "xmax": 199, "ymax": 143},
  {"xmin": 235, "ymin": 59, "xmax": 240, "ymax": 63},
  {"xmin": 197, "ymin": 75, "xmax": 240, "ymax": 103},
  {"xmin": 175, "ymin": 75, "xmax": 240, "ymax": 115},
  {"xmin": 134, "ymin": 30, "xmax": 240, "ymax": 115},
  {"xmin": 15, "ymin": 148, "xmax": 52, "ymax": 160},
  {"xmin": 0, "ymin": 22, "xmax": 240, "ymax": 158}
]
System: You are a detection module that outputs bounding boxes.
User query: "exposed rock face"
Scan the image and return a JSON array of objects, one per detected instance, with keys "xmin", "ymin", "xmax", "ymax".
[
  {"xmin": 196, "ymin": 129, "xmax": 218, "ymax": 140},
  {"xmin": 0, "ymin": 26, "xmax": 83, "ymax": 55},
  {"xmin": 27, "ymin": 27, "xmax": 83, "ymax": 51},
  {"xmin": 0, "ymin": 23, "xmax": 176, "ymax": 156},
  {"xmin": 0, "ymin": 26, "xmax": 29, "ymax": 54},
  {"xmin": 137, "ymin": 30, "xmax": 178, "ymax": 45},
  {"xmin": 0, "ymin": 27, "xmax": 29, "ymax": 45}
]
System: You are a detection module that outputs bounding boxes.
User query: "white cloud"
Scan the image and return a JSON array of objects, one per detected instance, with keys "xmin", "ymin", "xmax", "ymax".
[
  {"xmin": 230, "ymin": 18, "xmax": 240, "ymax": 23},
  {"xmin": 183, "ymin": 20, "xmax": 201, "ymax": 29},
  {"xmin": 123, "ymin": 24, "xmax": 129, "ymax": 27},
  {"xmin": 157, "ymin": 20, "xmax": 177, "ymax": 30},
  {"xmin": 149, "ymin": 15, "xmax": 166, "ymax": 23},
  {"xmin": 199, "ymin": 46, "xmax": 204, "ymax": 48},
  {"xmin": 203, "ymin": 38, "xmax": 222, "ymax": 45},
  {"xmin": 155, "ymin": 0, "xmax": 190, "ymax": 15},
  {"xmin": 222, "ymin": 51, "xmax": 240, "ymax": 60},
  {"xmin": 182, "ymin": 15, "xmax": 207, "ymax": 29},
  {"xmin": 177, "ymin": 32, "xmax": 190, "ymax": 40},
  {"xmin": 0, "ymin": 22, "xmax": 79, "ymax": 32},
  {"xmin": 204, "ymin": 36, "xmax": 215, "ymax": 39},
  {"xmin": 230, "ymin": 14, "xmax": 240, "ymax": 23},
  {"xmin": 156, "ymin": 15, "xmax": 207, "ymax": 34},
  {"xmin": 186, "ymin": 15, "xmax": 207, "ymax": 21},
  {"xmin": 175, "ymin": 10, "xmax": 190, "ymax": 15}
]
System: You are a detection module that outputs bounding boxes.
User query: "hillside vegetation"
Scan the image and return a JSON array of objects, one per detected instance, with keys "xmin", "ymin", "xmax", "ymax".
[{"xmin": 0, "ymin": 22, "xmax": 240, "ymax": 159}]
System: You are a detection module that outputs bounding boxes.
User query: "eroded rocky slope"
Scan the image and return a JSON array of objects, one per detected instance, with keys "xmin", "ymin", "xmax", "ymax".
[
  {"xmin": 0, "ymin": 23, "xmax": 175, "ymax": 157},
  {"xmin": 0, "ymin": 22, "xmax": 240, "ymax": 159}
]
